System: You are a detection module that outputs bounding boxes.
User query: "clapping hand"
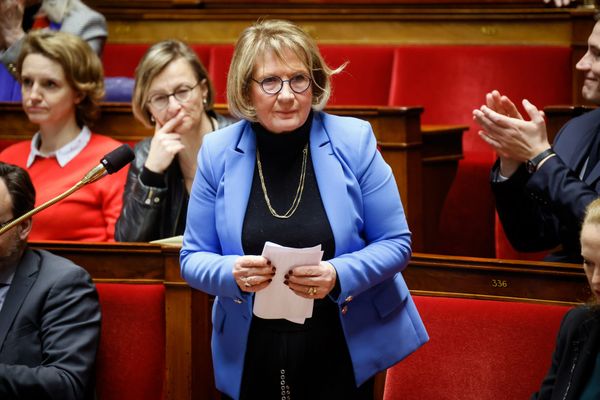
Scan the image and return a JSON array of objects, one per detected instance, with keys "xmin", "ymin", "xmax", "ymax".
[{"xmin": 473, "ymin": 93, "xmax": 551, "ymax": 177}]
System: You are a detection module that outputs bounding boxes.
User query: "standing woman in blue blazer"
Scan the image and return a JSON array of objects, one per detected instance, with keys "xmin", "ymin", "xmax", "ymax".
[{"xmin": 180, "ymin": 19, "xmax": 428, "ymax": 400}]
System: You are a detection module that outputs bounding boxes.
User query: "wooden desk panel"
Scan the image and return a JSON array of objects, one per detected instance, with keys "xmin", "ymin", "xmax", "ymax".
[
  {"xmin": 408, "ymin": 253, "xmax": 589, "ymax": 305},
  {"xmin": 29, "ymin": 242, "xmax": 588, "ymax": 399}
]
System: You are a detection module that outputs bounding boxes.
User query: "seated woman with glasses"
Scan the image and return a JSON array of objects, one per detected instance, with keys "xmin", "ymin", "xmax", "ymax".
[
  {"xmin": 180, "ymin": 19, "xmax": 427, "ymax": 399},
  {"xmin": 0, "ymin": 30, "xmax": 126, "ymax": 241},
  {"xmin": 115, "ymin": 40, "xmax": 235, "ymax": 242}
]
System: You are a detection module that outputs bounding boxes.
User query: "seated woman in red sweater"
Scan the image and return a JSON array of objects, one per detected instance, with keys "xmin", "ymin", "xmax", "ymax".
[{"xmin": 0, "ymin": 30, "xmax": 126, "ymax": 241}]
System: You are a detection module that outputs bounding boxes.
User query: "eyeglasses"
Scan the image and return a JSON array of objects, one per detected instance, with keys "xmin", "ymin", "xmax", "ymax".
[
  {"xmin": 147, "ymin": 82, "xmax": 199, "ymax": 110},
  {"xmin": 251, "ymin": 74, "xmax": 312, "ymax": 95}
]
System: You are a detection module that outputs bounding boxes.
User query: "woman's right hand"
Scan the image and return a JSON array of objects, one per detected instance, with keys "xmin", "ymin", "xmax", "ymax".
[
  {"xmin": 144, "ymin": 110, "xmax": 186, "ymax": 174},
  {"xmin": 233, "ymin": 255, "xmax": 275, "ymax": 293}
]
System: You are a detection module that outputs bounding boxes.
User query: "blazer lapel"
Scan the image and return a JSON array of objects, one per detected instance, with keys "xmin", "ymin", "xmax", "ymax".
[
  {"xmin": 0, "ymin": 248, "xmax": 39, "ymax": 350},
  {"xmin": 310, "ymin": 114, "xmax": 354, "ymax": 257},
  {"xmin": 223, "ymin": 123, "xmax": 256, "ymax": 255}
]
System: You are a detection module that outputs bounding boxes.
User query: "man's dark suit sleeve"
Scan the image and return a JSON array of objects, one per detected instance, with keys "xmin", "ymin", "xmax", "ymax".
[
  {"xmin": 0, "ymin": 266, "xmax": 101, "ymax": 400},
  {"xmin": 493, "ymin": 156, "xmax": 598, "ymax": 252},
  {"xmin": 492, "ymin": 116, "xmax": 600, "ymax": 255}
]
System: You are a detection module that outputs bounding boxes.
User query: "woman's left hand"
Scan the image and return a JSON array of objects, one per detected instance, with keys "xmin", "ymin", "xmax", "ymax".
[{"xmin": 285, "ymin": 261, "xmax": 337, "ymax": 299}]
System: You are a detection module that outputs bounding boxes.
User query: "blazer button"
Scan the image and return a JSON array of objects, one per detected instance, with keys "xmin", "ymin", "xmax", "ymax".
[
  {"xmin": 341, "ymin": 305, "xmax": 348, "ymax": 315},
  {"xmin": 344, "ymin": 295, "xmax": 353, "ymax": 303}
]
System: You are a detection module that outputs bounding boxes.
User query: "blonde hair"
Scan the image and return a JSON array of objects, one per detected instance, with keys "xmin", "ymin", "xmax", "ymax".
[
  {"xmin": 582, "ymin": 198, "xmax": 600, "ymax": 306},
  {"xmin": 132, "ymin": 40, "xmax": 214, "ymax": 128},
  {"xmin": 17, "ymin": 30, "xmax": 104, "ymax": 127},
  {"xmin": 227, "ymin": 19, "xmax": 344, "ymax": 121},
  {"xmin": 583, "ymin": 199, "xmax": 600, "ymax": 228}
]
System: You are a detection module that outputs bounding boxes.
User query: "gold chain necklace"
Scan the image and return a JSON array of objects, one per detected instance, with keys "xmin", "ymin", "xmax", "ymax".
[{"xmin": 256, "ymin": 143, "xmax": 308, "ymax": 219}]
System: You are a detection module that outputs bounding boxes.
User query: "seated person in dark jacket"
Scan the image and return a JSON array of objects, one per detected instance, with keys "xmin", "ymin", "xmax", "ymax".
[
  {"xmin": 115, "ymin": 40, "xmax": 234, "ymax": 242},
  {"xmin": 533, "ymin": 198, "xmax": 600, "ymax": 400},
  {"xmin": 0, "ymin": 161, "xmax": 101, "ymax": 399},
  {"xmin": 473, "ymin": 19, "xmax": 600, "ymax": 263}
]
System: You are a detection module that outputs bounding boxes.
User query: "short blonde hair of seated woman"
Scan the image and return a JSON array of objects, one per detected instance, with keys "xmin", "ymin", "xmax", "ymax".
[
  {"xmin": 226, "ymin": 19, "xmax": 345, "ymax": 121},
  {"xmin": 17, "ymin": 30, "xmax": 105, "ymax": 128}
]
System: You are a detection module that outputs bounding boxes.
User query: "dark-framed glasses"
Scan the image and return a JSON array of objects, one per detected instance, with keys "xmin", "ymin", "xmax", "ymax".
[
  {"xmin": 251, "ymin": 74, "xmax": 312, "ymax": 95},
  {"xmin": 147, "ymin": 82, "xmax": 199, "ymax": 110}
]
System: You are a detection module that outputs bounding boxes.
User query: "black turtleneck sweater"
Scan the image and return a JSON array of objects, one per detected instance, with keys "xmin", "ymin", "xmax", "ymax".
[
  {"xmin": 242, "ymin": 113, "xmax": 335, "ymax": 260},
  {"xmin": 236, "ymin": 115, "xmax": 367, "ymax": 400}
]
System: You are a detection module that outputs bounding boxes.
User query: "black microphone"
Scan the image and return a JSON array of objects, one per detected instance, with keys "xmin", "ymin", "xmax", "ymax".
[
  {"xmin": 102, "ymin": 144, "xmax": 136, "ymax": 174},
  {"xmin": 81, "ymin": 144, "xmax": 135, "ymax": 184},
  {"xmin": 0, "ymin": 144, "xmax": 135, "ymax": 235}
]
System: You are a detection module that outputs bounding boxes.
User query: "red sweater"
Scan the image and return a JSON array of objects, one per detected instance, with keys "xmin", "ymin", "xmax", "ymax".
[{"xmin": 0, "ymin": 134, "xmax": 127, "ymax": 242}]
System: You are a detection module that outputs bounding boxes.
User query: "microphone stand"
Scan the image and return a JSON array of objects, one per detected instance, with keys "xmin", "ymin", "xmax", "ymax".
[{"xmin": 0, "ymin": 164, "xmax": 106, "ymax": 236}]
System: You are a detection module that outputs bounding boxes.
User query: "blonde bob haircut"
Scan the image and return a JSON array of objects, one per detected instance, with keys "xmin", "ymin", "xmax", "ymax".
[
  {"xmin": 584, "ymin": 198, "xmax": 600, "ymax": 229},
  {"xmin": 582, "ymin": 198, "xmax": 600, "ymax": 306},
  {"xmin": 227, "ymin": 19, "xmax": 344, "ymax": 121},
  {"xmin": 17, "ymin": 30, "xmax": 104, "ymax": 128},
  {"xmin": 132, "ymin": 40, "xmax": 215, "ymax": 128}
]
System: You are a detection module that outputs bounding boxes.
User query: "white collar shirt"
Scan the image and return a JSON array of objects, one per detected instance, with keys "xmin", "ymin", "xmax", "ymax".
[{"xmin": 27, "ymin": 126, "xmax": 91, "ymax": 168}]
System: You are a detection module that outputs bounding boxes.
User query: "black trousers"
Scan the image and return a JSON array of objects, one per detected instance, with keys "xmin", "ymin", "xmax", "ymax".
[{"xmin": 223, "ymin": 299, "xmax": 374, "ymax": 400}]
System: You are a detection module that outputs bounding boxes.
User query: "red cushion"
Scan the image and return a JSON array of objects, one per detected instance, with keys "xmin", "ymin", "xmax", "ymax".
[
  {"xmin": 95, "ymin": 283, "xmax": 165, "ymax": 400},
  {"xmin": 389, "ymin": 45, "xmax": 572, "ymax": 256},
  {"xmin": 102, "ymin": 44, "xmax": 151, "ymax": 77},
  {"xmin": 102, "ymin": 43, "xmax": 211, "ymax": 78},
  {"xmin": 495, "ymin": 213, "xmax": 547, "ymax": 260},
  {"xmin": 208, "ymin": 45, "xmax": 235, "ymax": 104},
  {"xmin": 320, "ymin": 45, "xmax": 396, "ymax": 105},
  {"xmin": 384, "ymin": 296, "xmax": 570, "ymax": 400},
  {"xmin": 208, "ymin": 45, "xmax": 396, "ymax": 106}
]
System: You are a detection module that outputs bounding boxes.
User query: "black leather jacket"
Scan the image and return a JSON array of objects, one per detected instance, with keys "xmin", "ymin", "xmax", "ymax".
[{"xmin": 115, "ymin": 113, "xmax": 235, "ymax": 242}]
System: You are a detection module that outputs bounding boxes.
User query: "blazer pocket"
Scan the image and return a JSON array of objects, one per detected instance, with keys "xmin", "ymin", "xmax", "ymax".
[{"xmin": 373, "ymin": 274, "xmax": 409, "ymax": 319}]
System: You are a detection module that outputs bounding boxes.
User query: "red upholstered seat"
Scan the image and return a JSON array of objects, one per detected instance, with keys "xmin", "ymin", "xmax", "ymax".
[
  {"xmin": 102, "ymin": 44, "xmax": 151, "ymax": 78},
  {"xmin": 383, "ymin": 296, "xmax": 570, "ymax": 400},
  {"xmin": 208, "ymin": 44, "xmax": 397, "ymax": 106},
  {"xmin": 208, "ymin": 45, "xmax": 235, "ymax": 104},
  {"xmin": 389, "ymin": 45, "xmax": 572, "ymax": 257},
  {"xmin": 95, "ymin": 283, "xmax": 165, "ymax": 400},
  {"xmin": 102, "ymin": 43, "xmax": 212, "ymax": 78},
  {"xmin": 319, "ymin": 45, "xmax": 396, "ymax": 105}
]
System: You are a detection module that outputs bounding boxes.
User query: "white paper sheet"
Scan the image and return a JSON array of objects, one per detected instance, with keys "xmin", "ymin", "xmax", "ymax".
[{"xmin": 253, "ymin": 241, "xmax": 323, "ymax": 324}]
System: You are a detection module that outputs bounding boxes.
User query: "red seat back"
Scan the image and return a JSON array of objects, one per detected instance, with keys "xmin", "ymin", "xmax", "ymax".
[
  {"xmin": 389, "ymin": 45, "xmax": 572, "ymax": 257},
  {"xmin": 95, "ymin": 283, "xmax": 165, "ymax": 400},
  {"xmin": 320, "ymin": 45, "xmax": 396, "ymax": 105},
  {"xmin": 208, "ymin": 45, "xmax": 235, "ymax": 104},
  {"xmin": 384, "ymin": 296, "xmax": 570, "ymax": 400},
  {"xmin": 102, "ymin": 43, "xmax": 212, "ymax": 78}
]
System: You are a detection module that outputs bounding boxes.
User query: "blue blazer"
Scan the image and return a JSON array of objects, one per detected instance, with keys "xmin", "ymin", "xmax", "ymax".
[{"xmin": 181, "ymin": 112, "xmax": 428, "ymax": 398}]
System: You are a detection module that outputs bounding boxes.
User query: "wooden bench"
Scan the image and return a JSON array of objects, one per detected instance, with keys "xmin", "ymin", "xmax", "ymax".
[{"xmin": 29, "ymin": 241, "xmax": 587, "ymax": 399}]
